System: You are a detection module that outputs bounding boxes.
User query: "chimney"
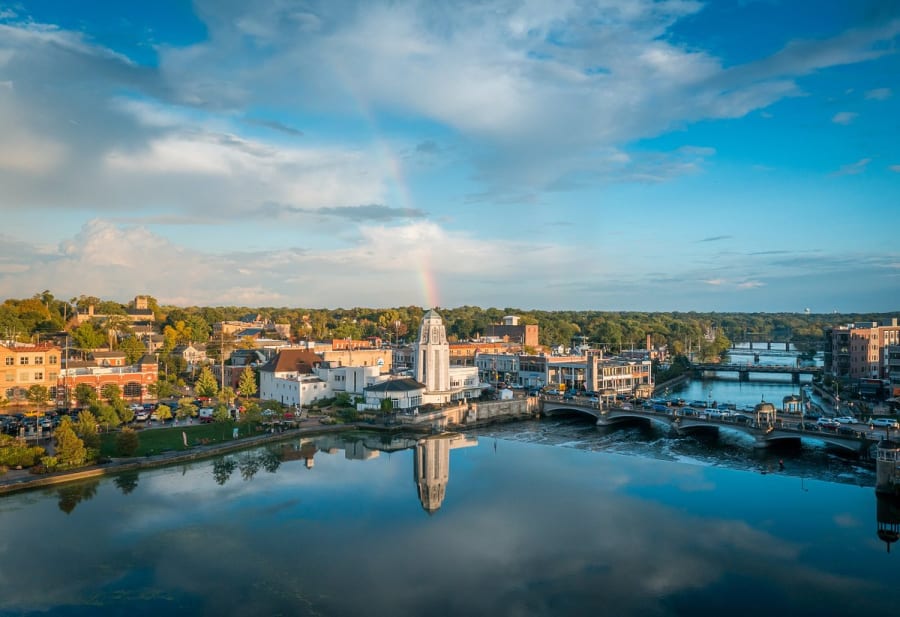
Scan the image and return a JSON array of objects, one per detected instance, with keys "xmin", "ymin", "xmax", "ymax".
[{"xmin": 646, "ymin": 334, "xmax": 652, "ymax": 351}]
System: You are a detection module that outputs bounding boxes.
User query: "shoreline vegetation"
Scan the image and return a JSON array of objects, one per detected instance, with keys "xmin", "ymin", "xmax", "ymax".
[{"xmin": 0, "ymin": 420, "xmax": 363, "ymax": 496}]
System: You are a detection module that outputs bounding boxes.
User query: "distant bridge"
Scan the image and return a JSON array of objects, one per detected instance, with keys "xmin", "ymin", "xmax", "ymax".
[
  {"xmin": 539, "ymin": 397, "xmax": 873, "ymax": 455},
  {"xmin": 692, "ymin": 362, "xmax": 822, "ymax": 384}
]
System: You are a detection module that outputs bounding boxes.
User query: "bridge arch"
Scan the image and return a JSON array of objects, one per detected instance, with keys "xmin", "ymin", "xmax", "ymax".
[{"xmin": 541, "ymin": 403, "xmax": 601, "ymax": 421}]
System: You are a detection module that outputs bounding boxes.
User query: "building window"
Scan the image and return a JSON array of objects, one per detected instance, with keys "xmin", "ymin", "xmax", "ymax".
[
  {"xmin": 35, "ymin": 356, "xmax": 43, "ymax": 365},
  {"xmin": 20, "ymin": 357, "xmax": 29, "ymax": 365},
  {"xmin": 4, "ymin": 373, "xmax": 12, "ymax": 382},
  {"xmin": 4, "ymin": 357, "xmax": 12, "ymax": 366},
  {"xmin": 34, "ymin": 372, "xmax": 43, "ymax": 380}
]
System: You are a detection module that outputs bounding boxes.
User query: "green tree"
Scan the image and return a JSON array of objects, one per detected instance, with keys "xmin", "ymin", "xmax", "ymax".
[
  {"xmin": 115, "ymin": 428, "xmax": 140, "ymax": 457},
  {"xmin": 75, "ymin": 410, "xmax": 101, "ymax": 450},
  {"xmin": 55, "ymin": 416, "xmax": 87, "ymax": 469},
  {"xmin": 240, "ymin": 401, "xmax": 262, "ymax": 429},
  {"xmin": 237, "ymin": 366, "xmax": 258, "ymax": 398},
  {"xmin": 213, "ymin": 403, "xmax": 231, "ymax": 423},
  {"xmin": 195, "ymin": 366, "xmax": 219, "ymax": 398},
  {"xmin": 71, "ymin": 322, "xmax": 106, "ymax": 358},
  {"xmin": 74, "ymin": 383, "xmax": 98, "ymax": 409},
  {"xmin": 116, "ymin": 398, "xmax": 134, "ymax": 424},
  {"xmin": 100, "ymin": 383, "xmax": 122, "ymax": 403},
  {"xmin": 177, "ymin": 397, "xmax": 197, "ymax": 421},
  {"xmin": 93, "ymin": 403, "xmax": 120, "ymax": 432},
  {"xmin": 148, "ymin": 379, "xmax": 176, "ymax": 400},
  {"xmin": 218, "ymin": 386, "xmax": 236, "ymax": 407},
  {"xmin": 155, "ymin": 404, "xmax": 173, "ymax": 423},
  {"xmin": 26, "ymin": 384, "xmax": 50, "ymax": 409},
  {"xmin": 0, "ymin": 434, "xmax": 45, "ymax": 468},
  {"xmin": 118, "ymin": 335, "xmax": 147, "ymax": 364}
]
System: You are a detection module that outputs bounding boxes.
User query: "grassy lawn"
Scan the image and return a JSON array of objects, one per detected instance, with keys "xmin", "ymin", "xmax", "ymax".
[{"xmin": 99, "ymin": 422, "xmax": 263, "ymax": 458}]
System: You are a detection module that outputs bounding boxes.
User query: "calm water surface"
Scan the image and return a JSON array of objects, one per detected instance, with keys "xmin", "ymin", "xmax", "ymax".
[{"xmin": 0, "ymin": 425, "xmax": 897, "ymax": 617}]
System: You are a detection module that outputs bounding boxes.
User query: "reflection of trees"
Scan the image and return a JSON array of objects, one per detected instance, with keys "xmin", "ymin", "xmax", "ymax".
[
  {"xmin": 113, "ymin": 471, "xmax": 139, "ymax": 495},
  {"xmin": 212, "ymin": 449, "xmax": 281, "ymax": 485},
  {"xmin": 238, "ymin": 454, "xmax": 260, "ymax": 481},
  {"xmin": 56, "ymin": 480, "xmax": 99, "ymax": 514},
  {"xmin": 259, "ymin": 449, "xmax": 281, "ymax": 474},
  {"xmin": 212, "ymin": 457, "xmax": 237, "ymax": 485}
]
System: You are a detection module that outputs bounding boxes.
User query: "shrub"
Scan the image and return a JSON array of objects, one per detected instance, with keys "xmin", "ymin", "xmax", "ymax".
[{"xmin": 116, "ymin": 428, "xmax": 140, "ymax": 457}]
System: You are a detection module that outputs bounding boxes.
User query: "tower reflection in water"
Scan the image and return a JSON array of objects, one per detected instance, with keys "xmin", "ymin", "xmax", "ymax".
[
  {"xmin": 876, "ymin": 495, "xmax": 900, "ymax": 553},
  {"xmin": 279, "ymin": 432, "xmax": 477, "ymax": 513},
  {"xmin": 414, "ymin": 433, "xmax": 478, "ymax": 513}
]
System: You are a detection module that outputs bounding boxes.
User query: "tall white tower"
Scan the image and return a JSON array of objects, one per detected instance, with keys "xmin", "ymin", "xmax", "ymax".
[{"xmin": 414, "ymin": 309, "xmax": 450, "ymax": 392}]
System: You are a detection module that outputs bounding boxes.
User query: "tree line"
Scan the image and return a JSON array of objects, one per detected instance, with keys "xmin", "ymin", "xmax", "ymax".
[{"xmin": 2, "ymin": 291, "xmax": 895, "ymax": 358}]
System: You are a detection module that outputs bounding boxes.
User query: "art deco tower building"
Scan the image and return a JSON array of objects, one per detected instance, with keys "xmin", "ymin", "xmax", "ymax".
[{"xmin": 414, "ymin": 309, "xmax": 450, "ymax": 393}]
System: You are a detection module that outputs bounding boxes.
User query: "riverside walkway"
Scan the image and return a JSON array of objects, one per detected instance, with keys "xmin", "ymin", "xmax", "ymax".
[{"xmin": 540, "ymin": 396, "xmax": 878, "ymax": 455}]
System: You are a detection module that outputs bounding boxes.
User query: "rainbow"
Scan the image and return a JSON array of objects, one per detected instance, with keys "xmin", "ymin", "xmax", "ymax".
[{"xmin": 336, "ymin": 66, "xmax": 440, "ymax": 309}]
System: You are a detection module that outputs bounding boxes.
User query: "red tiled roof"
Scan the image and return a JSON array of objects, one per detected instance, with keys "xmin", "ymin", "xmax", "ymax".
[{"xmin": 262, "ymin": 349, "xmax": 321, "ymax": 374}]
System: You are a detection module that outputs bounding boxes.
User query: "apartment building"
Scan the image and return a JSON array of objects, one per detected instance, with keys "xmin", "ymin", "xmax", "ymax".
[
  {"xmin": 826, "ymin": 318, "xmax": 900, "ymax": 381},
  {"xmin": 584, "ymin": 350, "xmax": 653, "ymax": 395}
]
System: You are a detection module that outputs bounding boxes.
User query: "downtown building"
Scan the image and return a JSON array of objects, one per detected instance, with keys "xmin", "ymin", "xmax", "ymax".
[
  {"xmin": 57, "ymin": 351, "xmax": 159, "ymax": 407},
  {"xmin": 0, "ymin": 342, "xmax": 62, "ymax": 403},
  {"xmin": 825, "ymin": 318, "xmax": 900, "ymax": 395}
]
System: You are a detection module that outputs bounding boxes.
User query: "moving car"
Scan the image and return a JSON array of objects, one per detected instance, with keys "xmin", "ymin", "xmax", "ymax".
[
  {"xmin": 834, "ymin": 416, "xmax": 857, "ymax": 425},
  {"xmin": 870, "ymin": 418, "xmax": 900, "ymax": 429}
]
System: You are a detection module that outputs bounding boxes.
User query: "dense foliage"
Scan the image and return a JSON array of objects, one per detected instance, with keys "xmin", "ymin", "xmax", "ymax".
[{"xmin": 3, "ymin": 291, "xmax": 895, "ymax": 357}]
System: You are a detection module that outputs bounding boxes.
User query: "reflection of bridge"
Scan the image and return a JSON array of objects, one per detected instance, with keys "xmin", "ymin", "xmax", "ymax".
[
  {"xmin": 692, "ymin": 362, "xmax": 822, "ymax": 384},
  {"xmin": 540, "ymin": 397, "xmax": 874, "ymax": 455}
]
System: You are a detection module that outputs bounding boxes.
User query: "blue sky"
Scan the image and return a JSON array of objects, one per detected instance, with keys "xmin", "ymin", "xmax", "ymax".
[{"xmin": 0, "ymin": 0, "xmax": 898, "ymax": 312}]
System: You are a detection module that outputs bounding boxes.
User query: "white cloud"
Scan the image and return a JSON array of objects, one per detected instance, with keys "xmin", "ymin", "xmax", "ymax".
[
  {"xmin": 737, "ymin": 281, "xmax": 764, "ymax": 289},
  {"xmin": 889, "ymin": 164, "xmax": 900, "ymax": 173},
  {"xmin": 831, "ymin": 158, "xmax": 871, "ymax": 176},
  {"xmin": 0, "ymin": 219, "xmax": 581, "ymax": 308},
  {"xmin": 864, "ymin": 87, "xmax": 891, "ymax": 100},
  {"xmin": 831, "ymin": 111, "xmax": 858, "ymax": 125}
]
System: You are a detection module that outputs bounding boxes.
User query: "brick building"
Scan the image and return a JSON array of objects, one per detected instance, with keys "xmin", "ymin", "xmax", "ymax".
[{"xmin": 58, "ymin": 353, "xmax": 159, "ymax": 408}]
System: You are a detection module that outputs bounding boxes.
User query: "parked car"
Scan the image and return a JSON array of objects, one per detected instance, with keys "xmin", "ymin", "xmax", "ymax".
[
  {"xmin": 870, "ymin": 418, "xmax": 900, "ymax": 429},
  {"xmin": 817, "ymin": 418, "xmax": 840, "ymax": 430}
]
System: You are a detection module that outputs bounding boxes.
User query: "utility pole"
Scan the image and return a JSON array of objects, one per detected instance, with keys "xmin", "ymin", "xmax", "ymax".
[{"xmin": 220, "ymin": 332, "xmax": 226, "ymax": 393}]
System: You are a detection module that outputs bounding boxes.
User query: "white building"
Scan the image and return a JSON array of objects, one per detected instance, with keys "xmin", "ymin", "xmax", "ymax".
[
  {"xmin": 260, "ymin": 349, "xmax": 332, "ymax": 407},
  {"xmin": 317, "ymin": 363, "xmax": 384, "ymax": 395},
  {"xmin": 364, "ymin": 377, "xmax": 426, "ymax": 410}
]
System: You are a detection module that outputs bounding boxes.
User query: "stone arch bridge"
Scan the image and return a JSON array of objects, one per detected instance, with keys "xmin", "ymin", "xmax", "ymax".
[{"xmin": 540, "ymin": 397, "xmax": 875, "ymax": 455}]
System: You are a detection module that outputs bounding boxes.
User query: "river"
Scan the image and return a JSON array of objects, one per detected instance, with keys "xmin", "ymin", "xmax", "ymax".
[{"xmin": 0, "ymin": 424, "xmax": 896, "ymax": 616}]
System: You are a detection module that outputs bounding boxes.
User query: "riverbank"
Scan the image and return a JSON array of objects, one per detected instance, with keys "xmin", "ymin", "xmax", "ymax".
[{"xmin": 0, "ymin": 420, "xmax": 358, "ymax": 496}]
